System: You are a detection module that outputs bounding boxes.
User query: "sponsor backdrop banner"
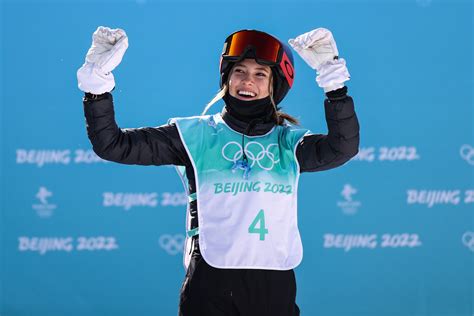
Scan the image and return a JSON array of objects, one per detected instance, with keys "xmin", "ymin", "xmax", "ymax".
[{"xmin": 1, "ymin": 0, "xmax": 473, "ymax": 315}]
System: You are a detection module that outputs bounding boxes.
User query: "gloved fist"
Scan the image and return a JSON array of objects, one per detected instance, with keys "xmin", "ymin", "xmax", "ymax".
[
  {"xmin": 288, "ymin": 28, "xmax": 339, "ymax": 71},
  {"xmin": 77, "ymin": 26, "xmax": 129, "ymax": 95},
  {"xmin": 289, "ymin": 28, "xmax": 350, "ymax": 92}
]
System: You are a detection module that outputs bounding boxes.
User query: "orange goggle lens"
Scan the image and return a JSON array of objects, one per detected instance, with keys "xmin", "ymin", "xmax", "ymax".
[{"xmin": 224, "ymin": 31, "xmax": 281, "ymax": 63}]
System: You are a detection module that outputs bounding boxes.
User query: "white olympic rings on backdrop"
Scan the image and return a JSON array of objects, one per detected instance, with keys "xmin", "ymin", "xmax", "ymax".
[
  {"xmin": 460, "ymin": 144, "xmax": 474, "ymax": 165},
  {"xmin": 159, "ymin": 234, "xmax": 184, "ymax": 255},
  {"xmin": 222, "ymin": 141, "xmax": 280, "ymax": 171},
  {"xmin": 462, "ymin": 231, "xmax": 474, "ymax": 252}
]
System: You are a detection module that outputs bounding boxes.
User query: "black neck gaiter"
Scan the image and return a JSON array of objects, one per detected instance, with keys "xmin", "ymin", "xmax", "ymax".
[{"xmin": 223, "ymin": 93, "xmax": 275, "ymax": 124}]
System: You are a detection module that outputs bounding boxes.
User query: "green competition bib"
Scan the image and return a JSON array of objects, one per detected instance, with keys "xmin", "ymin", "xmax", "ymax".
[{"xmin": 171, "ymin": 113, "xmax": 308, "ymax": 270}]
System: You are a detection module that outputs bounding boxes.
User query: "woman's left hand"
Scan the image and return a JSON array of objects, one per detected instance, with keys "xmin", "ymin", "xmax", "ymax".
[
  {"xmin": 288, "ymin": 28, "xmax": 339, "ymax": 71},
  {"xmin": 289, "ymin": 28, "xmax": 350, "ymax": 92}
]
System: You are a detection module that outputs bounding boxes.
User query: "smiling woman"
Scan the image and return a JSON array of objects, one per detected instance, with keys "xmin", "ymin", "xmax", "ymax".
[{"xmin": 77, "ymin": 26, "xmax": 359, "ymax": 316}]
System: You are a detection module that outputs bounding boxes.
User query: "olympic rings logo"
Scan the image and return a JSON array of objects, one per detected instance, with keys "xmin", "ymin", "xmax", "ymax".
[
  {"xmin": 462, "ymin": 231, "xmax": 474, "ymax": 252},
  {"xmin": 460, "ymin": 144, "xmax": 474, "ymax": 166},
  {"xmin": 222, "ymin": 141, "xmax": 280, "ymax": 171},
  {"xmin": 158, "ymin": 234, "xmax": 185, "ymax": 255}
]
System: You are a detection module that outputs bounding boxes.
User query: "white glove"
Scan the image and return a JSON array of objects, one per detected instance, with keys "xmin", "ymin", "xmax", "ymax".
[
  {"xmin": 77, "ymin": 26, "xmax": 129, "ymax": 94},
  {"xmin": 289, "ymin": 28, "xmax": 350, "ymax": 92}
]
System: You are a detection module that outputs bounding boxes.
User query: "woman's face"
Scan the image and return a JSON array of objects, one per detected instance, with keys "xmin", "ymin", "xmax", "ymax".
[{"xmin": 228, "ymin": 58, "xmax": 272, "ymax": 101}]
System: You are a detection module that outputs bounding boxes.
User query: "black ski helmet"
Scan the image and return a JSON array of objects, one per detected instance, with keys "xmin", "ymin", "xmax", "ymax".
[{"xmin": 219, "ymin": 30, "xmax": 295, "ymax": 106}]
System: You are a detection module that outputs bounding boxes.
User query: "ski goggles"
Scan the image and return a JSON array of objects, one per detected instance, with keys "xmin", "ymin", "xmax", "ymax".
[
  {"xmin": 222, "ymin": 30, "xmax": 282, "ymax": 63},
  {"xmin": 222, "ymin": 30, "xmax": 294, "ymax": 86}
]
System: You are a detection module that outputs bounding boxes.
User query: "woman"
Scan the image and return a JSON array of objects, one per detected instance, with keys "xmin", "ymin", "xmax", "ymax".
[{"xmin": 77, "ymin": 27, "xmax": 359, "ymax": 316}]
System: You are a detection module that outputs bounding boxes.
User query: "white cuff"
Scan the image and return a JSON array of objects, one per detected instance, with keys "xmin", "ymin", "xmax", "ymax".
[
  {"xmin": 316, "ymin": 58, "xmax": 350, "ymax": 92},
  {"xmin": 77, "ymin": 62, "xmax": 115, "ymax": 95},
  {"xmin": 322, "ymin": 82, "xmax": 345, "ymax": 93}
]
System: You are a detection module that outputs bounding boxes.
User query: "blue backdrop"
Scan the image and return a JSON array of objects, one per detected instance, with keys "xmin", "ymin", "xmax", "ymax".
[{"xmin": 1, "ymin": 0, "xmax": 473, "ymax": 315}]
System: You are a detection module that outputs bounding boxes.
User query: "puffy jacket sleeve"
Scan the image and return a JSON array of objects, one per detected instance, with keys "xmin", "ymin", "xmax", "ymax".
[
  {"xmin": 82, "ymin": 92, "xmax": 189, "ymax": 166},
  {"xmin": 296, "ymin": 86, "xmax": 360, "ymax": 173}
]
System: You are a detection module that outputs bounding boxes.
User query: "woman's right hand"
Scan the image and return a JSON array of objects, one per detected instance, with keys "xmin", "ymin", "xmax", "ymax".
[{"xmin": 77, "ymin": 26, "xmax": 129, "ymax": 95}]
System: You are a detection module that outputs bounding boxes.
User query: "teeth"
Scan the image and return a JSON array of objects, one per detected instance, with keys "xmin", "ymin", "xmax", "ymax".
[{"xmin": 238, "ymin": 90, "xmax": 256, "ymax": 97}]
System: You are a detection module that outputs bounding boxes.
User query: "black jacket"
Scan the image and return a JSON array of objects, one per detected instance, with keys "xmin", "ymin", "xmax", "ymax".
[{"xmin": 82, "ymin": 88, "xmax": 360, "ymax": 252}]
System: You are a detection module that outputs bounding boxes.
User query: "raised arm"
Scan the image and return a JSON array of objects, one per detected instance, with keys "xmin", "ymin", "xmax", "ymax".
[
  {"xmin": 296, "ymin": 86, "xmax": 359, "ymax": 172},
  {"xmin": 289, "ymin": 28, "xmax": 359, "ymax": 172},
  {"xmin": 77, "ymin": 27, "xmax": 188, "ymax": 166}
]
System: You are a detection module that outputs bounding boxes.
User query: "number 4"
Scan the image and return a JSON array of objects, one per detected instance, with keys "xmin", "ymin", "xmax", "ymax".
[{"xmin": 248, "ymin": 209, "xmax": 268, "ymax": 241}]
